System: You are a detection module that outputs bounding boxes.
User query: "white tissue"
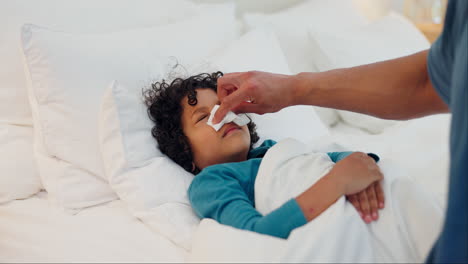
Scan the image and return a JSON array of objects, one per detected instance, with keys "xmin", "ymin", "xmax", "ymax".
[{"xmin": 207, "ymin": 105, "xmax": 250, "ymax": 131}]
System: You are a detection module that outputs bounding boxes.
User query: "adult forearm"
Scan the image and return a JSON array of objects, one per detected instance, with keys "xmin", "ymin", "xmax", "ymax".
[{"xmin": 292, "ymin": 50, "xmax": 449, "ymax": 120}]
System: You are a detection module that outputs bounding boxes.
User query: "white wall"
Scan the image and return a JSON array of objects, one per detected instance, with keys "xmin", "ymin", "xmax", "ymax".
[
  {"xmin": 195, "ymin": 0, "xmax": 406, "ymax": 20},
  {"xmin": 194, "ymin": 0, "xmax": 304, "ymax": 16},
  {"xmin": 352, "ymin": 0, "xmax": 405, "ymax": 20}
]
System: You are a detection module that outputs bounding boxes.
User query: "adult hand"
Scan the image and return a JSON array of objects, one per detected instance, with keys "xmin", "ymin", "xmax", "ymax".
[
  {"xmin": 214, "ymin": 71, "xmax": 298, "ymax": 123},
  {"xmin": 346, "ymin": 181, "xmax": 385, "ymax": 223},
  {"xmin": 329, "ymin": 152, "xmax": 384, "ymax": 196}
]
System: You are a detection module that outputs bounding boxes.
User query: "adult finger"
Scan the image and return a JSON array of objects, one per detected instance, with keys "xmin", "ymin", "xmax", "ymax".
[
  {"xmin": 375, "ymin": 181, "xmax": 385, "ymax": 209},
  {"xmin": 217, "ymin": 83, "xmax": 237, "ymax": 102},
  {"xmin": 347, "ymin": 194, "xmax": 362, "ymax": 217},
  {"xmin": 358, "ymin": 191, "xmax": 372, "ymax": 223},
  {"xmin": 217, "ymin": 72, "xmax": 243, "ymax": 100},
  {"xmin": 366, "ymin": 183, "xmax": 379, "ymax": 220},
  {"xmin": 213, "ymin": 89, "xmax": 251, "ymax": 124},
  {"xmin": 231, "ymin": 101, "xmax": 265, "ymax": 115}
]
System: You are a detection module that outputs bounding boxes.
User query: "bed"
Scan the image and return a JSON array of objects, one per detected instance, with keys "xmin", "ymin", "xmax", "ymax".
[
  {"xmin": 0, "ymin": 192, "xmax": 187, "ymax": 262},
  {"xmin": 0, "ymin": 0, "xmax": 450, "ymax": 262}
]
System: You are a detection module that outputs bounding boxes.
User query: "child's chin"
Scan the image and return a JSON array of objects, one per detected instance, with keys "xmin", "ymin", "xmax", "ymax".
[
  {"xmin": 226, "ymin": 137, "xmax": 250, "ymax": 152},
  {"xmin": 225, "ymin": 131, "xmax": 249, "ymax": 143}
]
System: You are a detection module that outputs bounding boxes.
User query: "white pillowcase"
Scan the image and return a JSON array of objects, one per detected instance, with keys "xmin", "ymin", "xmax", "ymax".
[
  {"xmin": 0, "ymin": 124, "xmax": 41, "ymax": 203},
  {"xmin": 243, "ymin": 0, "xmax": 368, "ymax": 127},
  {"xmin": 0, "ymin": 0, "xmax": 219, "ymax": 125},
  {"xmin": 309, "ymin": 12, "xmax": 430, "ymax": 71},
  {"xmin": 308, "ymin": 12, "xmax": 430, "ymax": 134},
  {"xmin": 243, "ymin": 0, "xmax": 368, "ymax": 74},
  {"xmin": 21, "ymin": 7, "xmax": 240, "ymax": 211},
  {"xmin": 98, "ymin": 28, "xmax": 329, "ymax": 250},
  {"xmin": 99, "ymin": 81, "xmax": 198, "ymax": 250}
]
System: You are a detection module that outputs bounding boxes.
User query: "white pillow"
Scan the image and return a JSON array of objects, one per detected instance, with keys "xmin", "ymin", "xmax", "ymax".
[
  {"xmin": 308, "ymin": 12, "xmax": 430, "ymax": 134},
  {"xmin": 338, "ymin": 112, "xmax": 399, "ymax": 134},
  {"xmin": 243, "ymin": 0, "xmax": 368, "ymax": 127},
  {"xmin": 0, "ymin": 0, "xmax": 222, "ymax": 125},
  {"xmin": 309, "ymin": 12, "xmax": 430, "ymax": 71},
  {"xmin": 99, "ymin": 81, "xmax": 198, "ymax": 250},
  {"xmin": 98, "ymin": 28, "xmax": 329, "ymax": 249},
  {"xmin": 243, "ymin": 0, "xmax": 368, "ymax": 74},
  {"xmin": 352, "ymin": 0, "xmax": 393, "ymax": 21},
  {"xmin": 21, "ymin": 7, "xmax": 240, "ymax": 211},
  {"xmin": 0, "ymin": 124, "xmax": 41, "ymax": 203}
]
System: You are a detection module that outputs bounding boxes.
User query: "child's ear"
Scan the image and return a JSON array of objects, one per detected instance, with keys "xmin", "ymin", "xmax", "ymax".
[{"xmin": 191, "ymin": 162, "xmax": 196, "ymax": 173}]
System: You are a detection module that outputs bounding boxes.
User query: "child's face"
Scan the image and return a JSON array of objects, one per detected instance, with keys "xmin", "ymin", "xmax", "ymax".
[{"xmin": 181, "ymin": 88, "xmax": 251, "ymax": 171}]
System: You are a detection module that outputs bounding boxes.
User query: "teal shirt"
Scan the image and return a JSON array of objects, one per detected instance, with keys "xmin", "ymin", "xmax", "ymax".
[{"xmin": 188, "ymin": 140, "xmax": 369, "ymax": 239}]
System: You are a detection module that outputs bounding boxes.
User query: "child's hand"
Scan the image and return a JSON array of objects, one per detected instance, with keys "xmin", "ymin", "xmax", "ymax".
[
  {"xmin": 346, "ymin": 181, "xmax": 385, "ymax": 223},
  {"xmin": 296, "ymin": 152, "xmax": 383, "ymax": 223},
  {"xmin": 329, "ymin": 152, "xmax": 383, "ymax": 195}
]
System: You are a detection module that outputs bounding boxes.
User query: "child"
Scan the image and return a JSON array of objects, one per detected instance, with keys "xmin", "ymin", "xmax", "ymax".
[{"xmin": 144, "ymin": 72, "xmax": 384, "ymax": 239}]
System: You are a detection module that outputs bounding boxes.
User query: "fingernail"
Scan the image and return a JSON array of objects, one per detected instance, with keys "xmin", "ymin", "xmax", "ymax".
[
  {"xmin": 372, "ymin": 212, "xmax": 378, "ymax": 220},
  {"xmin": 365, "ymin": 215, "xmax": 372, "ymax": 223},
  {"xmin": 379, "ymin": 202, "xmax": 384, "ymax": 208}
]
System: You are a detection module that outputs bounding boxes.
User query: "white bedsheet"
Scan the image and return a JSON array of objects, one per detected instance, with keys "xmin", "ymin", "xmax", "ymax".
[
  {"xmin": 0, "ymin": 192, "xmax": 187, "ymax": 262},
  {"xmin": 189, "ymin": 114, "xmax": 451, "ymax": 263}
]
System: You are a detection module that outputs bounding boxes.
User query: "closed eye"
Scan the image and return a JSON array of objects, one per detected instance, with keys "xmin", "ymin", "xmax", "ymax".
[{"xmin": 197, "ymin": 114, "xmax": 208, "ymax": 123}]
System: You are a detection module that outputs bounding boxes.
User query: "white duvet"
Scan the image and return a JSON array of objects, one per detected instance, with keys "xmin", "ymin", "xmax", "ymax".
[
  {"xmin": 189, "ymin": 114, "xmax": 450, "ymax": 263},
  {"xmin": 255, "ymin": 138, "xmax": 443, "ymax": 263}
]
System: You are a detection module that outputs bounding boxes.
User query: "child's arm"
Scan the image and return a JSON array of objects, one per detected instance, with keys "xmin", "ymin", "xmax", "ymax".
[
  {"xmin": 295, "ymin": 169, "xmax": 345, "ymax": 221},
  {"xmin": 327, "ymin": 152, "xmax": 380, "ymax": 163},
  {"xmin": 327, "ymin": 151, "xmax": 384, "ymax": 223},
  {"xmin": 188, "ymin": 161, "xmax": 306, "ymax": 239}
]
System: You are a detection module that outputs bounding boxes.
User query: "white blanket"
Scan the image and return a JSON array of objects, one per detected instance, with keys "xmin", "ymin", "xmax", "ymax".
[{"xmin": 255, "ymin": 138, "xmax": 444, "ymax": 263}]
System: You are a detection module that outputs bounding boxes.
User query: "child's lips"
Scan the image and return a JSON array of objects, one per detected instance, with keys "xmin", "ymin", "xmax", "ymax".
[{"xmin": 222, "ymin": 125, "xmax": 240, "ymax": 137}]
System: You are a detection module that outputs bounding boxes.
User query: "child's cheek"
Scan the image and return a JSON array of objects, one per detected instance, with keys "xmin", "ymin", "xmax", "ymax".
[{"xmin": 200, "ymin": 125, "xmax": 218, "ymax": 138}]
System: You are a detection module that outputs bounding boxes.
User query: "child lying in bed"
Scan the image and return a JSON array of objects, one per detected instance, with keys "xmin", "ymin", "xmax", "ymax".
[{"xmin": 144, "ymin": 72, "xmax": 385, "ymax": 239}]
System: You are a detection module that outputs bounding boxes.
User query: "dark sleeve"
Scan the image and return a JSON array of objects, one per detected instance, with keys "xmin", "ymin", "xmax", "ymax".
[
  {"xmin": 327, "ymin": 151, "xmax": 353, "ymax": 162},
  {"xmin": 327, "ymin": 152, "xmax": 380, "ymax": 163},
  {"xmin": 427, "ymin": 1, "xmax": 459, "ymax": 105}
]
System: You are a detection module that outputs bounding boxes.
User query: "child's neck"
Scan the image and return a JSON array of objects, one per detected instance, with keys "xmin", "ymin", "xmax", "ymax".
[{"xmin": 225, "ymin": 150, "xmax": 249, "ymax": 164}]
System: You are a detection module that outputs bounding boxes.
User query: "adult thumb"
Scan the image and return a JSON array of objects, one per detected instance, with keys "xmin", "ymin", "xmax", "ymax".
[{"xmin": 213, "ymin": 90, "xmax": 248, "ymax": 123}]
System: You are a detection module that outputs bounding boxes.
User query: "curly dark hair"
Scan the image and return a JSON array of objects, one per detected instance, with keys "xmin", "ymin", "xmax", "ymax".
[{"xmin": 143, "ymin": 71, "xmax": 259, "ymax": 174}]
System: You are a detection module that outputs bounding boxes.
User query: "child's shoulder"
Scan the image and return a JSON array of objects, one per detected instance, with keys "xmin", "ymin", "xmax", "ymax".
[
  {"xmin": 193, "ymin": 159, "xmax": 263, "ymax": 190},
  {"xmin": 200, "ymin": 159, "xmax": 262, "ymax": 176},
  {"xmin": 260, "ymin": 139, "xmax": 277, "ymax": 148},
  {"xmin": 248, "ymin": 139, "xmax": 277, "ymax": 159}
]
